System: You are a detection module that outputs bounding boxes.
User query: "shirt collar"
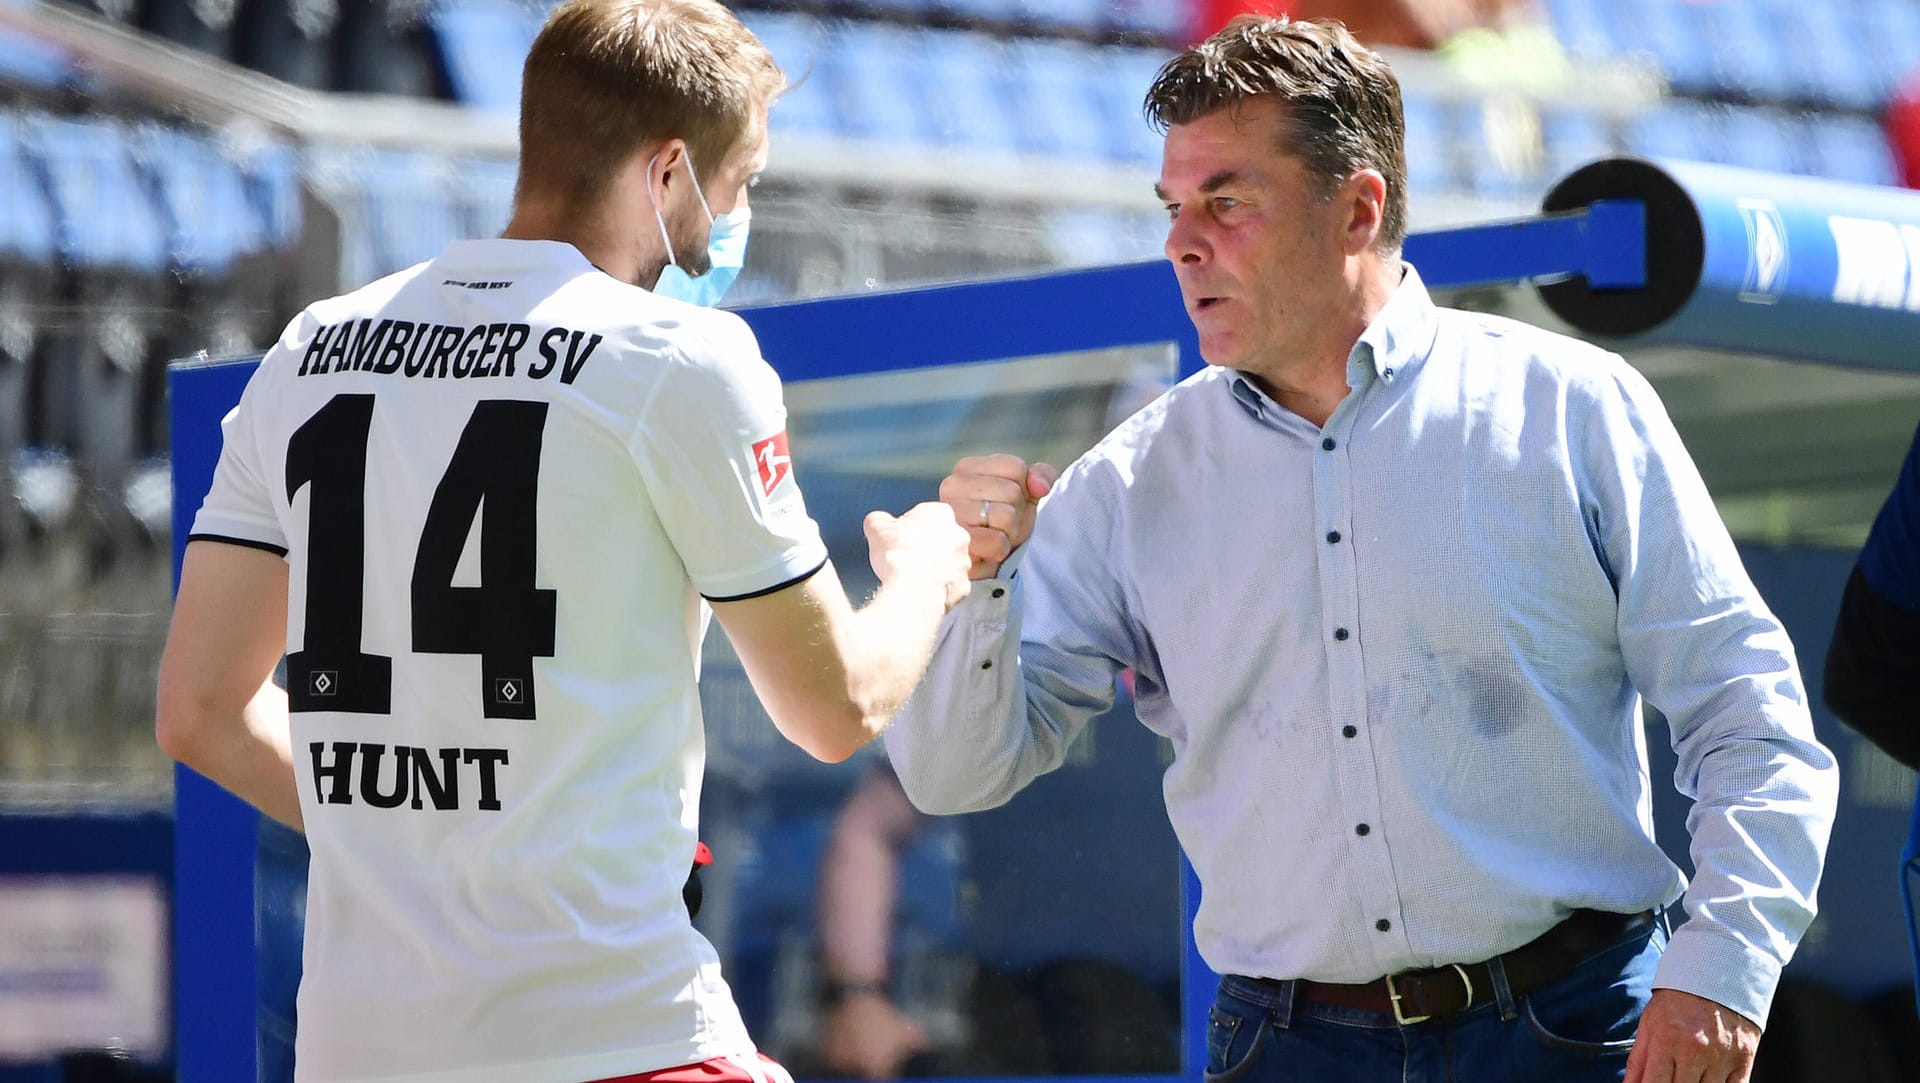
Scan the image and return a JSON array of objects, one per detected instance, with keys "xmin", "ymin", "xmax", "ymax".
[
  {"xmin": 1349, "ymin": 261, "xmax": 1440, "ymax": 387},
  {"xmin": 1227, "ymin": 261, "xmax": 1441, "ymax": 420}
]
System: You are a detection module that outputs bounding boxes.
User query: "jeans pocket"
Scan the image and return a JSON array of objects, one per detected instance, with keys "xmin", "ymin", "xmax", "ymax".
[
  {"xmin": 1520, "ymin": 993, "xmax": 1639, "ymax": 1055},
  {"xmin": 1204, "ymin": 1004, "xmax": 1268, "ymax": 1082}
]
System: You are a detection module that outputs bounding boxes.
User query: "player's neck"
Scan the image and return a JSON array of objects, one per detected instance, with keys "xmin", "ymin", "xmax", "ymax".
[{"xmin": 501, "ymin": 197, "xmax": 665, "ymax": 289}]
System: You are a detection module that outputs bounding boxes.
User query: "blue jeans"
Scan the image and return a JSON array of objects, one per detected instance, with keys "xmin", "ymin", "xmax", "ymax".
[{"xmin": 1205, "ymin": 914, "xmax": 1667, "ymax": 1083}]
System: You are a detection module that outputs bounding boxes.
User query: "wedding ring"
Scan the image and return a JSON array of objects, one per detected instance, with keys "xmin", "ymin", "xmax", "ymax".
[{"xmin": 979, "ymin": 500, "xmax": 992, "ymax": 527}]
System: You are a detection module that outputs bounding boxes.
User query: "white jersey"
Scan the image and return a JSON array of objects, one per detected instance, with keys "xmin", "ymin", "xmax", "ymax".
[{"xmin": 191, "ymin": 239, "xmax": 827, "ymax": 1083}]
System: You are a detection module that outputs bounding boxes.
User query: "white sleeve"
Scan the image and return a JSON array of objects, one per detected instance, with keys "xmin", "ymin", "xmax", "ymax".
[
  {"xmin": 631, "ymin": 313, "xmax": 828, "ymax": 600},
  {"xmin": 188, "ymin": 327, "xmax": 303, "ymax": 556}
]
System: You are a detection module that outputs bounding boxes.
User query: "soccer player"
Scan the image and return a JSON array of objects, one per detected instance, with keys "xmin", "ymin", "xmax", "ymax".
[{"xmin": 154, "ymin": 2, "xmax": 971, "ymax": 1081}]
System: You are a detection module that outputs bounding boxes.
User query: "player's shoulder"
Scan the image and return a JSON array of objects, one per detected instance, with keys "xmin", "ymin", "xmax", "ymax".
[{"xmin": 257, "ymin": 262, "xmax": 432, "ymax": 374}]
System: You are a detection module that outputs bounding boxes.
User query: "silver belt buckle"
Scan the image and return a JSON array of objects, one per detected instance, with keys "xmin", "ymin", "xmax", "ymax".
[{"xmin": 1387, "ymin": 963, "xmax": 1474, "ymax": 1026}]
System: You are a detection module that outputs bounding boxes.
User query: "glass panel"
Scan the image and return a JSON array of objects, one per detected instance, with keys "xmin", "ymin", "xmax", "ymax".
[{"xmin": 696, "ymin": 344, "xmax": 1183, "ymax": 1076}]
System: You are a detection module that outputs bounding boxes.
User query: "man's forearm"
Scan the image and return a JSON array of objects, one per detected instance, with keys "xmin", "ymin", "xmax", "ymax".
[{"xmin": 165, "ymin": 679, "xmax": 304, "ymax": 830}]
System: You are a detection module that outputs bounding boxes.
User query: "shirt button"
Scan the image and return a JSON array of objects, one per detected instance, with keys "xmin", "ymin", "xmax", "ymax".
[
  {"xmin": 1321, "ymin": 437, "xmax": 1337, "ymax": 452},
  {"xmin": 980, "ymin": 660, "xmax": 993, "ymax": 670},
  {"xmin": 1342, "ymin": 725, "xmax": 1357, "ymax": 738},
  {"xmin": 1334, "ymin": 627, "xmax": 1350, "ymax": 641},
  {"xmin": 1376, "ymin": 919, "xmax": 1392, "ymax": 933},
  {"xmin": 1355, "ymin": 823, "xmax": 1370, "ymax": 837},
  {"xmin": 1383, "ymin": 367, "xmax": 1395, "ymax": 381},
  {"xmin": 1326, "ymin": 530, "xmax": 1342, "ymax": 544},
  {"xmin": 991, "ymin": 587, "xmax": 1006, "ymax": 599}
]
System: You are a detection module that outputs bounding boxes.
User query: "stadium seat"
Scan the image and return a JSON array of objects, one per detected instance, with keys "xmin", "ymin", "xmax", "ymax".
[
  {"xmin": 140, "ymin": 0, "xmax": 238, "ymax": 66},
  {"xmin": 0, "ymin": 26, "xmax": 76, "ymax": 90},
  {"xmin": 1626, "ymin": 100, "xmax": 1728, "ymax": 167},
  {"xmin": 359, "ymin": 149, "xmax": 465, "ymax": 275},
  {"xmin": 1014, "ymin": 0, "xmax": 1107, "ymax": 34},
  {"xmin": 735, "ymin": 11, "xmax": 836, "ymax": 138},
  {"xmin": 456, "ymin": 156, "xmax": 517, "ymax": 241},
  {"xmin": 1694, "ymin": 0, "xmax": 1794, "ymax": 102},
  {"xmin": 1107, "ymin": 0, "xmax": 1188, "ymax": 40},
  {"xmin": 821, "ymin": 21, "xmax": 931, "ymax": 148},
  {"xmin": 431, "ymin": 0, "xmax": 541, "ymax": 114},
  {"xmin": 132, "ymin": 125, "xmax": 258, "ymax": 278},
  {"xmin": 919, "ymin": 30, "xmax": 1019, "ymax": 152},
  {"xmin": 0, "ymin": 112, "xmax": 57, "ymax": 267},
  {"xmin": 1538, "ymin": 105, "xmax": 1615, "ymax": 180},
  {"xmin": 1769, "ymin": 0, "xmax": 1882, "ymax": 111},
  {"xmin": 936, "ymin": 0, "xmax": 1023, "ymax": 24},
  {"xmin": 1100, "ymin": 46, "xmax": 1170, "ymax": 168},
  {"xmin": 1624, "ymin": 0, "xmax": 1719, "ymax": 98},
  {"xmin": 238, "ymin": 139, "xmax": 302, "ymax": 253},
  {"xmin": 1805, "ymin": 114, "xmax": 1901, "ymax": 188},
  {"xmin": 1401, "ymin": 94, "xmax": 1462, "ymax": 198},
  {"xmin": 1008, "ymin": 38, "xmax": 1117, "ymax": 162},
  {"xmin": 334, "ymin": 0, "xmax": 442, "ymax": 97},
  {"xmin": 233, "ymin": 0, "xmax": 341, "ymax": 90},
  {"xmin": 1861, "ymin": 0, "xmax": 1920, "ymax": 105},
  {"xmin": 1719, "ymin": 106, "xmax": 1805, "ymax": 176},
  {"xmin": 1541, "ymin": 0, "xmax": 1620, "ymax": 64},
  {"xmin": 23, "ymin": 116, "xmax": 169, "ymax": 275}
]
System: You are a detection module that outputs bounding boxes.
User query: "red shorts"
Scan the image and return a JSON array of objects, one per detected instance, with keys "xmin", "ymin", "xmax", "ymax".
[{"xmin": 590, "ymin": 1053, "xmax": 793, "ymax": 1083}]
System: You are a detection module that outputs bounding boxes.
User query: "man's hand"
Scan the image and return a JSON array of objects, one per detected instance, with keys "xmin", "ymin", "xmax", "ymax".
[
  {"xmin": 937, "ymin": 454, "xmax": 1058, "ymax": 579},
  {"xmin": 865, "ymin": 501, "xmax": 973, "ymax": 611},
  {"xmin": 1625, "ymin": 988, "xmax": 1761, "ymax": 1083},
  {"xmin": 818, "ymin": 990, "xmax": 929, "ymax": 1079}
]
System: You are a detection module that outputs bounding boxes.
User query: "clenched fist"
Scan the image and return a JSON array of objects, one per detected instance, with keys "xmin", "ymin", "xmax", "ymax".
[
  {"xmin": 865, "ymin": 501, "xmax": 972, "ymax": 611},
  {"xmin": 937, "ymin": 454, "xmax": 1059, "ymax": 579}
]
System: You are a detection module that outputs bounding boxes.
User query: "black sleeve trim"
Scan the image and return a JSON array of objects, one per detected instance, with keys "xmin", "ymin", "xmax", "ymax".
[
  {"xmin": 701, "ymin": 556, "xmax": 828, "ymax": 603},
  {"xmin": 187, "ymin": 533, "xmax": 290, "ymax": 558},
  {"xmin": 1823, "ymin": 567, "xmax": 1920, "ymax": 770}
]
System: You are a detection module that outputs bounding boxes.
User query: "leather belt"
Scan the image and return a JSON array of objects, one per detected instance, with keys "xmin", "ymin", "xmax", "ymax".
[{"xmin": 1243, "ymin": 908, "xmax": 1656, "ymax": 1025}]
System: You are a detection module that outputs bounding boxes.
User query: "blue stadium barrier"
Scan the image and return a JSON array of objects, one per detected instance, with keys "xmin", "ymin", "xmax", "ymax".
[{"xmin": 171, "ymin": 193, "xmax": 1646, "ymax": 1083}]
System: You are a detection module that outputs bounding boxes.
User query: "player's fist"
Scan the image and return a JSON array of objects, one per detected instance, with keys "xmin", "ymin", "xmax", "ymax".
[
  {"xmin": 937, "ymin": 454, "xmax": 1058, "ymax": 579},
  {"xmin": 865, "ymin": 501, "xmax": 971, "ymax": 611}
]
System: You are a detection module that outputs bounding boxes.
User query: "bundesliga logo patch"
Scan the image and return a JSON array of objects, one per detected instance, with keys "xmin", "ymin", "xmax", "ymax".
[{"xmin": 752, "ymin": 431, "xmax": 792, "ymax": 498}]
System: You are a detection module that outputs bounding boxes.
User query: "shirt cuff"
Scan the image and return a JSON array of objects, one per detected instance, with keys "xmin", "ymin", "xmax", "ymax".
[{"xmin": 1651, "ymin": 920, "xmax": 1782, "ymax": 1028}]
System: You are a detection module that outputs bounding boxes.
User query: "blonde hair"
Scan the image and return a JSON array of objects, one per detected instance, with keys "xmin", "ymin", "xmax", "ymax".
[{"xmin": 518, "ymin": 0, "xmax": 783, "ymax": 204}]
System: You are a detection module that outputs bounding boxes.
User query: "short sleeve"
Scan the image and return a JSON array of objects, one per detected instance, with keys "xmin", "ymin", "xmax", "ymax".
[
  {"xmin": 631, "ymin": 312, "xmax": 827, "ymax": 600},
  {"xmin": 188, "ymin": 341, "xmax": 293, "ymax": 557}
]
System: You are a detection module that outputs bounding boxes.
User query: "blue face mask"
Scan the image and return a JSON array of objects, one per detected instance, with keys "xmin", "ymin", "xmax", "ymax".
[
  {"xmin": 648, "ymin": 150, "xmax": 752, "ymax": 307},
  {"xmin": 654, "ymin": 206, "xmax": 750, "ymax": 307}
]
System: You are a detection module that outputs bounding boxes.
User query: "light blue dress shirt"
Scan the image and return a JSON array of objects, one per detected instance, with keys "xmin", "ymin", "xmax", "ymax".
[{"xmin": 884, "ymin": 265, "xmax": 1838, "ymax": 1026}]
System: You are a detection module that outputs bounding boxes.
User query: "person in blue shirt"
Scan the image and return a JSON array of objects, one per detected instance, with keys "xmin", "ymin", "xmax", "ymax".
[
  {"xmin": 1824, "ymin": 419, "xmax": 1920, "ymax": 768},
  {"xmin": 882, "ymin": 16, "xmax": 1838, "ymax": 1083}
]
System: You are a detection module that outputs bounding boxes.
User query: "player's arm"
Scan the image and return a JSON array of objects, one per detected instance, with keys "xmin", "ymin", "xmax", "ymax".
[
  {"xmin": 156, "ymin": 540, "xmax": 303, "ymax": 830},
  {"xmin": 711, "ymin": 504, "xmax": 969, "ymax": 764}
]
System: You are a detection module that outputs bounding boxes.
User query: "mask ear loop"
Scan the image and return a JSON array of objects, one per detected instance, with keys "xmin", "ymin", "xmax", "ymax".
[{"xmin": 646, "ymin": 151, "xmax": 681, "ymax": 270}]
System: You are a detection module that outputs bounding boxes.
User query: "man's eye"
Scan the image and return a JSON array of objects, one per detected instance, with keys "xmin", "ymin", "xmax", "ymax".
[
  {"xmin": 1213, "ymin": 197, "xmax": 1240, "ymax": 211},
  {"xmin": 1163, "ymin": 203, "xmax": 1180, "ymax": 219}
]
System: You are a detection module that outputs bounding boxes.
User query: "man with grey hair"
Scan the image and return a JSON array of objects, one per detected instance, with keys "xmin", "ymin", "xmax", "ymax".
[{"xmin": 885, "ymin": 16, "xmax": 1837, "ymax": 1083}]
